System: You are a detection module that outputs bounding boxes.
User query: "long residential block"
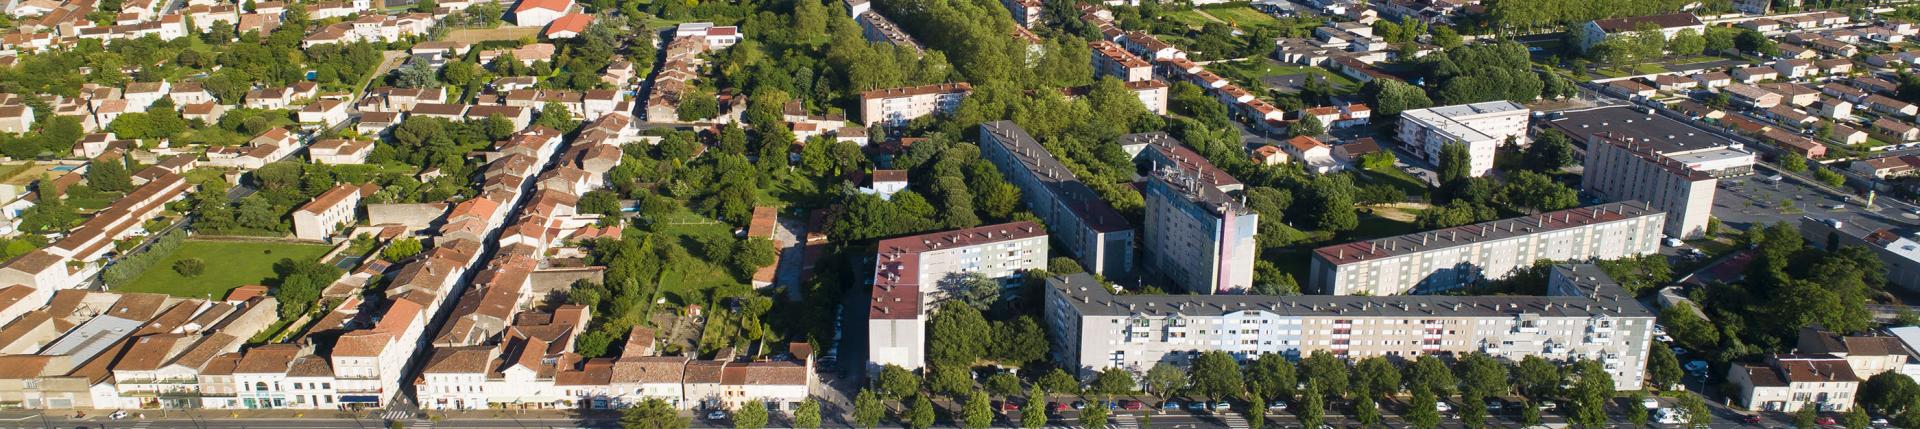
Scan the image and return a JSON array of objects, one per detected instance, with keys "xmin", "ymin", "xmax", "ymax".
[
  {"xmin": 978, "ymin": 121, "xmax": 1135, "ymax": 276},
  {"xmin": 1045, "ymin": 264, "xmax": 1655, "ymax": 391},
  {"xmin": 1309, "ymin": 202, "xmax": 1664, "ymax": 296},
  {"xmin": 1548, "ymin": 106, "xmax": 1755, "ymax": 239}
]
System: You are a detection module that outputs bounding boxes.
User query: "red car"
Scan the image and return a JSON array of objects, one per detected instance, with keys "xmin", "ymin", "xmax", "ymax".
[
  {"xmin": 1119, "ymin": 400, "xmax": 1145, "ymax": 410},
  {"xmin": 1049, "ymin": 402, "xmax": 1069, "ymax": 412},
  {"xmin": 998, "ymin": 401, "xmax": 1021, "ymax": 412},
  {"xmin": 1742, "ymin": 415, "xmax": 1762, "ymax": 424},
  {"xmin": 1817, "ymin": 416, "xmax": 1839, "ymax": 425}
]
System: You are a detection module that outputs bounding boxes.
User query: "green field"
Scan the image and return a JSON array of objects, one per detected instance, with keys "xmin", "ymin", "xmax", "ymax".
[
  {"xmin": 118, "ymin": 240, "xmax": 334, "ymax": 299},
  {"xmin": 649, "ymin": 208, "xmax": 743, "ymax": 305},
  {"xmin": 1209, "ymin": 60, "xmax": 1360, "ymax": 91},
  {"xmin": 1204, "ymin": 6, "xmax": 1282, "ymax": 30}
]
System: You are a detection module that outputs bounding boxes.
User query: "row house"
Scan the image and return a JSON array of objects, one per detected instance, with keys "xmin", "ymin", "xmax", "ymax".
[
  {"xmin": 298, "ymin": 99, "xmax": 350, "ymax": 128},
  {"xmin": 42, "ymin": 167, "xmax": 189, "ymax": 264},
  {"xmin": 303, "ymin": 13, "xmax": 435, "ymax": 47},
  {"xmin": 204, "ymin": 127, "xmax": 299, "ymax": 170},
  {"xmin": 309, "ymin": 138, "xmax": 373, "ymax": 165},
  {"xmin": 361, "ymin": 87, "xmax": 446, "ymax": 112}
]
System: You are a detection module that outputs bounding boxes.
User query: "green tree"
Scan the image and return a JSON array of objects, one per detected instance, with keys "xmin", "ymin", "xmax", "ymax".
[
  {"xmin": 1668, "ymin": 29, "xmax": 1707, "ymax": 56},
  {"xmin": 1526, "ymin": 130, "xmax": 1577, "ymax": 171},
  {"xmin": 1248, "ymin": 353, "xmax": 1297, "ymax": 402},
  {"xmin": 87, "ymin": 158, "xmax": 131, "ymax": 192},
  {"xmin": 382, "ymin": 237, "xmax": 423, "ymax": 261},
  {"xmin": 1300, "ymin": 350, "xmax": 1350, "ymax": 399},
  {"xmin": 1796, "ymin": 402, "xmax": 1820, "ymax": 429},
  {"xmin": 927, "ymin": 300, "xmax": 989, "ymax": 366},
  {"xmin": 1570, "ymin": 361, "xmax": 1613, "ymax": 428},
  {"xmin": 1023, "ymin": 385, "xmax": 1047, "ymax": 428},
  {"xmin": 1439, "ymin": 142, "xmax": 1473, "ymax": 184},
  {"xmin": 853, "ymin": 389, "xmax": 884, "ymax": 429},
  {"xmin": 1292, "ymin": 115, "xmax": 1325, "ymax": 138},
  {"xmin": 1355, "ymin": 396, "xmax": 1382, "ymax": 428},
  {"xmin": 1040, "ymin": 369, "xmax": 1079, "ymax": 395},
  {"xmin": 734, "ymin": 400, "xmax": 768, "ymax": 429},
  {"xmin": 1408, "ymin": 388, "xmax": 1441, "ymax": 429},
  {"xmin": 1680, "ymin": 393, "xmax": 1711, "ymax": 429},
  {"xmin": 1523, "ymin": 399, "xmax": 1544, "ymax": 427},
  {"xmin": 1843, "ymin": 405, "xmax": 1872, "ymax": 429},
  {"xmin": 961, "ymin": 390, "xmax": 992, "ymax": 429},
  {"xmin": 1620, "ymin": 394, "xmax": 1651, "ymax": 427},
  {"xmin": 1247, "ymin": 392, "xmax": 1266, "ymax": 429},
  {"xmin": 1408, "ymin": 356, "xmax": 1457, "ymax": 397},
  {"xmin": 1815, "ymin": 168, "xmax": 1846, "ymax": 187},
  {"xmin": 1660, "ymin": 302, "xmax": 1720, "ymax": 350},
  {"xmin": 1353, "ymin": 357, "xmax": 1401, "ymax": 399},
  {"xmin": 1144, "ymin": 362, "xmax": 1189, "ymax": 399},
  {"xmin": 1648, "ymin": 343, "xmax": 1684, "ymax": 389},
  {"xmin": 1362, "ymin": 79, "xmax": 1434, "ymax": 116},
  {"xmin": 793, "ymin": 398, "xmax": 822, "ymax": 429},
  {"xmin": 1300, "ymin": 382, "xmax": 1326, "ymax": 429},
  {"xmin": 1190, "ymin": 350, "xmax": 1245, "ymax": 401},
  {"xmin": 1781, "ymin": 152, "xmax": 1808, "ymax": 172},
  {"xmin": 905, "ymin": 394, "xmax": 935, "ymax": 429},
  {"xmin": 173, "ymin": 258, "xmax": 205, "ymax": 277},
  {"xmin": 877, "ymin": 364, "xmax": 919, "ymax": 400},
  {"xmin": 1514, "ymin": 356, "xmax": 1560, "ymax": 398},
  {"xmin": 985, "ymin": 373, "xmax": 1022, "ymax": 398},
  {"xmin": 620, "ymin": 398, "xmax": 688, "ymax": 429},
  {"xmin": 1093, "ymin": 366, "xmax": 1136, "ymax": 396},
  {"xmin": 988, "ymin": 317, "xmax": 1049, "ymax": 366},
  {"xmin": 1457, "ymin": 352, "xmax": 1511, "ymax": 400},
  {"xmin": 677, "ymin": 89, "xmax": 719, "ymax": 121},
  {"xmin": 1083, "ymin": 396, "xmax": 1109, "ymax": 429}
]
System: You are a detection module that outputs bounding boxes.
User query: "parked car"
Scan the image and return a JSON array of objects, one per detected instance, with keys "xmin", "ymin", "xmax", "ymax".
[
  {"xmin": 1436, "ymin": 401, "xmax": 1452, "ymax": 412},
  {"xmin": 1655, "ymin": 334, "xmax": 1675, "ymax": 343},
  {"xmin": 997, "ymin": 401, "xmax": 1021, "ymax": 412},
  {"xmin": 1538, "ymin": 401, "xmax": 1558, "ymax": 411},
  {"xmin": 1070, "ymin": 401, "xmax": 1086, "ymax": 410},
  {"xmin": 1119, "ymin": 400, "xmax": 1144, "ymax": 410},
  {"xmin": 1211, "ymin": 401, "xmax": 1232, "ymax": 411},
  {"xmin": 1817, "ymin": 416, "xmax": 1839, "ymax": 425},
  {"xmin": 1742, "ymin": 414, "xmax": 1762, "ymax": 424},
  {"xmin": 1186, "ymin": 401, "xmax": 1208, "ymax": 412},
  {"xmin": 1049, "ymin": 402, "xmax": 1068, "ymax": 412},
  {"xmin": 1485, "ymin": 399, "xmax": 1504, "ymax": 412},
  {"xmin": 108, "ymin": 411, "xmax": 126, "ymax": 420},
  {"xmin": 1872, "ymin": 417, "xmax": 1891, "ymax": 426},
  {"xmin": 706, "ymin": 410, "xmax": 728, "ymax": 421},
  {"xmin": 1160, "ymin": 400, "xmax": 1182, "ymax": 410},
  {"xmin": 1266, "ymin": 400, "xmax": 1288, "ymax": 411}
]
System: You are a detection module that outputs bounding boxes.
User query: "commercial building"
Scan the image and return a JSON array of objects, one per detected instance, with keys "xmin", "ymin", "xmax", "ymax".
[
  {"xmin": 1045, "ymin": 264, "xmax": 1655, "ymax": 390},
  {"xmin": 979, "ymin": 121, "xmax": 1135, "ymax": 276},
  {"xmin": 1132, "ymin": 133, "xmax": 1256, "ymax": 294},
  {"xmin": 1309, "ymin": 202, "xmax": 1664, "ymax": 296},
  {"xmin": 1395, "ymin": 101, "xmax": 1531, "ymax": 178},
  {"xmin": 868, "ymin": 222, "xmax": 1048, "ymax": 371},
  {"xmin": 1800, "ymin": 217, "xmax": 1920, "ymax": 293},
  {"xmin": 857, "ymin": 83, "xmax": 972, "ymax": 127},
  {"xmin": 1548, "ymin": 106, "xmax": 1757, "ymax": 239}
]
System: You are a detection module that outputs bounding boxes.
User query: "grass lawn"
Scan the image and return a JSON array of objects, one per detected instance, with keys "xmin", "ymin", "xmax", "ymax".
[
  {"xmin": 1633, "ymin": 64, "xmax": 1668, "ymax": 74},
  {"xmin": 1156, "ymin": 10, "xmax": 1216, "ymax": 29},
  {"xmin": 1359, "ymin": 165, "xmax": 1431, "ymax": 199},
  {"xmin": 1209, "ymin": 60, "xmax": 1360, "ymax": 91},
  {"xmin": 1348, "ymin": 209, "xmax": 1422, "ymax": 240},
  {"xmin": 649, "ymin": 208, "xmax": 745, "ymax": 305},
  {"xmin": 1201, "ymin": 6, "xmax": 1281, "ymax": 30},
  {"xmin": 119, "ymin": 240, "xmax": 334, "ymax": 299}
]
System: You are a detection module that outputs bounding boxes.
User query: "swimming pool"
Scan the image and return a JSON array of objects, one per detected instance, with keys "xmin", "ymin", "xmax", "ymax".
[{"xmin": 50, "ymin": 165, "xmax": 77, "ymax": 172}]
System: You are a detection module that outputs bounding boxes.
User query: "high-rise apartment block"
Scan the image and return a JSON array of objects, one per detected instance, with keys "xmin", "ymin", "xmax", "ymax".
[
  {"xmin": 1309, "ymin": 202, "xmax": 1665, "ymax": 296},
  {"xmin": 868, "ymin": 222, "xmax": 1048, "ymax": 371},
  {"xmin": 1045, "ymin": 264, "xmax": 1655, "ymax": 390},
  {"xmin": 979, "ymin": 121, "xmax": 1135, "ymax": 276},
  {"xmin": 1548, "ymin": 106, "xmax": 1755, "ymax": 239},
  {"xmin": 1396, "ymin": 101, "xmax": 1531, "ymax": 178},
  {"xmin": 1132, "ymin": 133, "xmax": 1257, "ymax": 294}
]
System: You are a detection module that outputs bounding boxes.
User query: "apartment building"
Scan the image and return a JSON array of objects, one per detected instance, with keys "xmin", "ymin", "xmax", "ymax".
[
  {"xmin": 1132, "ymin": 133, "xmax": 1256, "ymax": 294},
  {"xmin": 1309, "ymin": 201, "xmax": 1664, "ymax": 296},
  {"xmin": 869, "ymin": 222, "xmax": 1048, "ymax": 371},
  {"xmin": 1577, "ymin": 13, "xmax": 1704, "ymax": 52},
  {"xmin": 1800, "ymin": 217, "xmax": 1920, "ymax": 293},
  {"xmin": 978, "ymin": 121, "xmax": 1135, "ymax": 276},
  {"xmin": 1395, "ymin": 101, "xmax": 1530, "ymax": 178},
  {"xmin": 292, "ymin": 183, "xmax": 372, "ymax": 241},
  {"xmin": 1549, "ymin": 106, "xmax": 1756, "ymax": 239},
  {"xmin": 1091, "ymin": 40, "xmax": 1152, "ymax": 83},
  {"xmin": 1728, "ymin": 354, "xmax": 1861, "ymax": 413},
  {"xmin": 857, "ymin": 83, "xmax": 971, "ymax": 127},
  {"xmin": 1045, "ymin": 264, "xmax": 1655, "ymax": 390}
]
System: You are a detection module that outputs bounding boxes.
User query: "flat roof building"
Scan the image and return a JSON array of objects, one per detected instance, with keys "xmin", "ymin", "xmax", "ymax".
[
  {"xmin": 1548, "ymin": 106, "xmax": 1755, "ymax": 239},
  {"xmin": 979, "ymin": 121, "xmax": 1135, "ymax": 276},
  {"xmin": 1045, "ymin": 264, "xmax": 1654, "ymax": 390},
  {"xmin": 868, "ymin": 222, "xmax": 1047, "ymax": 371},
  {"xmin": 1396, "ymin": 101, "xmax": 1530, "ymax": 178},
  {"xmin": 1132, "ymin": 132, "xmax": 1256, "ymax": 294},
  {"xmin": 1309, "ymin": 201, "xmax": 1664, "ymax": 296}
]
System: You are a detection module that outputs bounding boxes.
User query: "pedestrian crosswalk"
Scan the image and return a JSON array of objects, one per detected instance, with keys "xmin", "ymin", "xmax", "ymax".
[
  {"xmin": 1220, "ymin": 413, "xmax": 1251, "ymax": 429},
  {"xmin": 411, "ymin": 419, "xmax": 435, "ymax": 429},
  {"xmin": 379, "ymin": 410, "xmax": 414, "ymax": 420},
  {"xmin": 1113, "ymin": 414, "xmax": 1140, "ymax": 429}
]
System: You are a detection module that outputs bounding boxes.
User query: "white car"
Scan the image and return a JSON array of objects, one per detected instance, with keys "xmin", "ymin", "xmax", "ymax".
[
  {"xmin": 1435, "ymin": 401, "xmax": 1452, "ymax": 412},
  {"xmin": 706, "ymin": 410, "xmax": 728, "ymax": 421},
  {"xmin": 1655, "ymin": 334, "xmax": 1674, "ymax": 343},
  {"xmin": 1642, "ymin": 397, "xmax": 1659, "ymax": 409}
]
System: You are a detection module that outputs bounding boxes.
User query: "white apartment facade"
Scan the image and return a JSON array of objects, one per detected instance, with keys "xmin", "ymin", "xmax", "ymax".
[
  {"xmin": 1395, "ymin": 101, "xmax": 1531, "ymax": 178},
  {"xmin": 1045, "ymin": 264, "xmax": 1656, "ymax": 391},
  {"xmin": 1309, "ymin": 201, "xmax": 1664, "ymax": 296},
  {"xmin": 979, "ymin": 121, "xmax": 1135, "ymax": 277},
  {"xmin": 868, "ymin": 221, "xmax": 1048, "ymax": 371},
  {"xmin": 857, "ymin": 83, "xmax": 972, "ymax": 127},
  {"xmin": 292, "ymin": 184, "xmax": 367, "ymax": 241},
  {"xmin": 1552, "ymin": 106, "xmax": 1755, "ymax": 239}
]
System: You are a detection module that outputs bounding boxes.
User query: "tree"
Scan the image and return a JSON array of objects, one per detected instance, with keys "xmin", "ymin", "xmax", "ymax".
[
  {"xmin": 1077, "ymin": 395, "xmax": 1108, "ymax": 429},
  {"xmin": 1355, "ymin": 396, "xmax": 1381, "ymax": 428},
  {"xmin": 1680, "ymin": 393, "xmax": 1711, "ymax": 429},
  {"xmin": 937, "ymin": 272, "xmax": 1000, "ymax": 311},
  {"xmin": 1523, "ymin": 399, "xmax": 1544, "ymax": 427},
  {"xmin": 1040, "ymin": 369, "xmax": 1079, "ymax": 395},
  {"xmin": 1299, "ymin": 350, "xmax": 1350, "ymax": 399},
  {"xmin": 393, "ymin": 61, "xmax": 438, "ymax": 88},
  {"xmin": 1526, "ymin": 131, "xmax": 1576, "ymax": 171},
  {"xmin": 1022, "ymin": 386, "xmax": 1047, "ymax": 428},
  {"xmin": 905, "ymin": 394, "xmax": 935, "ymax": 429},
  {"xmin": 535, "ymin": 101, "xmax": 579, "ymax": 132},
  {"xmin": 876, "ymin": 364, "xmax": 919, "ymax": 400},
  {"xmin": 1635, "ymin": 394, "xmax": 1651, "ymax": 427},
  {"xmin": 1668, "ymin": 28, "xmax": 1707, "ymax": 56},
  {"xmin": 677, "ymin": 89, "xmax": 719, "ymax": 121},
  {"xmin": 927, "ymin": 300, "xmax": 989, "ymax": 367},
  {"xmin": 1408, "ymin": 388, "xmax": 1441, "ymax": 429},
  {"xmin": 793, "ymin": 398, "xmax": 822, "ymax": 429},
  {"xmin": 1190, "ymin": 351, "xmax": 1245, "ymax": 401},
  {"xmin": 1093, "ymin": 366, "xmax": 1136, "ymax": 395},
  {"xmin": 1816, "ymin": 168, "xmax": 1847, "ymax": 187},
  {"xmin": 1300, "ymin": 382, "xmax": 1326, "ymax": 429},
  {"xmin": 1844, "ymin": 405, "xmax": 1872, "ymax": 429},
  {"xmin": 87, "ymin": 158, "xmax": 131, "ymax": 192},
  {"xmin": 1514, "ymin": 356, "xmax": 1560, "ymax": 398},
  {"xmin": 985, "ymin": 372, "xmax": 1022, "ymax": 398},
  {"xmin": 1439, "ymin": 142, "xmax": 1474, "ymax": 184},
  {"xmin": 734, "ymin": 400, "xmax": 768, "ymax": 429},
  {"xmin": 1353, "ymin": 357, "xmax": 1401, "ymax": 399},
  {"xmin": 382, "ymin": 237, "xmax": 423, "ymax": 261},
  {"xmin": 620, "ymin": 398, "xmax": 689, "ymax": 429},
  {"xmin": 988, "ymin": 317, "xmax": 1048, "ymax": 366},
  {"xmin": 1247, "ymin": 354, "xmax": 1296, "ymax": 402},
  {"xmin": 1144, "ymin": 362, "xmax": 1188, "ymax": 399},
  {"xmin": 1649, "ymin": 343, "xmax": 1683, "ymax": 389},
  {"xmin": 1362, "ymin": 79, "xmax": 1434, "ymax": 116},
  {"xmin": 1292, "ymin": 115, "xmax": 1325, "ymax": 138},
  {"xmin": 1661, "ymin": 302, "xmax": 1720, "ymax": 351},
  {"xmin": 1457, "ymin": 352, "xmax": 1511, "ymax": 400},
  {"xmin": 1570, "ymin": 361, "xmax": 1613, "ymax": 428},
  {"xmin": 961, "ymin": 390, "xmax": 992, "ymax": 429},
  {"xmin": 1246, "ymin": 392, "xmax": 1266, "ymax": 429},
  {"xmin": 853, "ymin": 390, "xmax": 884, "ymax": 429},
  {"xmin": 1796, "ymin": 402, "xmax": 1820, "ymax": 429},
  {"xmin": 173, "ymin": 258, "xmax": 205, "ymax": 277},
  {"xmin": 1408, "ymin": 356, "xmax": 1457, "ymax": 398}
]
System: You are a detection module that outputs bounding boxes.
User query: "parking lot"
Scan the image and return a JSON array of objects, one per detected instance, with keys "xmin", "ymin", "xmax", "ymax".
[{"xmin": 1710, "ymin": 167, "xmax": 1919, "ymax": 233}]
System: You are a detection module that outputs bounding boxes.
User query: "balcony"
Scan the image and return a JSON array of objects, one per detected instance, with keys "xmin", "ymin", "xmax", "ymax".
[{"xmin": 1511, "ymin": 324, "xmax": 1540, "ymax": 334}]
